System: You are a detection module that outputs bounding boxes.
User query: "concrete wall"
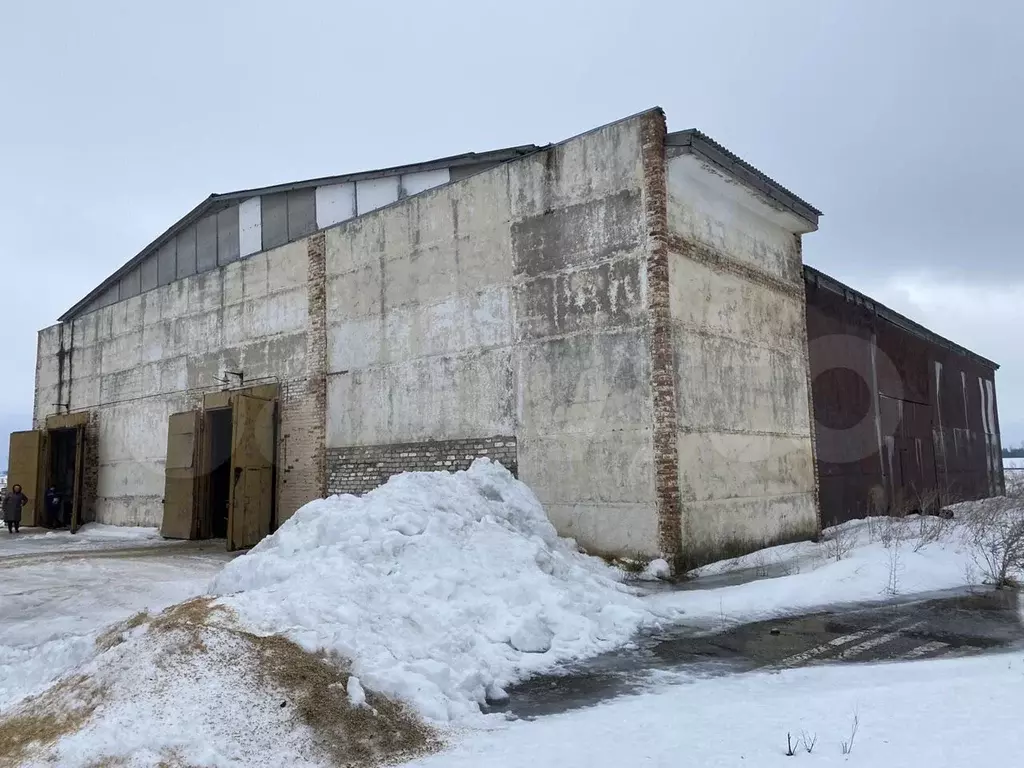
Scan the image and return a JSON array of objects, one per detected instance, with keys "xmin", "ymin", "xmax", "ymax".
[
  {"xmin": 665, "ymin": 151, "xmax": 819, "ymax": 561},
  {"xmin": 324, "ymin": 114, "xmax": 660, "ymax": 556},
  {"xmin": 34, "ymin": 239, "xmax": 321, "ymax": 527}
]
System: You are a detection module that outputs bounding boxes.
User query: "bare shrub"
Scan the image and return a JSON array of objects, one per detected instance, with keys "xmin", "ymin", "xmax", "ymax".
[
  {"xmin": 840, "ymin": 712, "xmax": 860, "ymax": 755},
  {"xmin": 913, "ymin": 513, "xmax": 950, "ymax": 552},
  {"xmin": 960, "ymin": 497, "xmax": 1024, "ymax": 588},
  {"xmin": 752, "ymin": 551, "xmax": 771, "ymax": 578},
  {"xmin": 1005, "ymin": 470, "xmax": 1024, "ymax": 498},
  {"xmin": 785, "ymin": 732, "xmax": 798, "ymax": 757},
  {"xmin": 879, "ymin": 513, "xmax": 909, "ymax": 550},
  {"xmin": 824, "ymin": 524, "xmax": 855, "ymax": 562},
  {"xmin": 801, "ymin": 731, "xmax": 818, "ymax": 753},
  {"xmin": 885, "ymin": 541, "xmax": 903, "ymax": 595}
]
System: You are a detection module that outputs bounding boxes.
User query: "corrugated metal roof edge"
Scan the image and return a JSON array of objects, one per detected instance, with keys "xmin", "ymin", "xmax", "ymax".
[
  {"xmin": 666, "ymin": 129, "xmax": 822, "ymax": 227},
  {"xmin": 57, "ymin": 144, "xmax": 542, "ymax": 322},
  {"xmin": 804, "ymin": 264, "xmax": 999, "ymax": 371}
]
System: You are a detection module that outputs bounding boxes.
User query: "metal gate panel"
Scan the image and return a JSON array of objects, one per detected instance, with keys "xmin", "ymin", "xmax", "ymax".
[
  {"xmin": 7, "ymin": 431, "xmax": 43, "ymax": 527},
  {"xmin": 227, "ymin": 394, "xmax": 275, "ymax": 551},
  {"xmin": 161, "ymin": 411, "xmax": 202, "ymax": 540}
]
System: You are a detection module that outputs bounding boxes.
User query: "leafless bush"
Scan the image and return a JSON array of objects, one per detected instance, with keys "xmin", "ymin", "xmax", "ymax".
[
  {"xmin": 785, "ymin": 732, "xmax": 797, "ymax": 757},
  {"xmin": 1006, "ymin": 470, "xmax": 1024, "ymax": 499},
  {"xmin": 752, "ymin": 551, "xmax": 771, "ymax": 578},
  {"xmin": 824, "ymin": 524, "xmax": 855, "ymax": 562},
  {"xmin": 840, "ymin": 713, "xmax": 859, "ymax": 755},
  {"xmin": 801, "ymin": 731, "xmax": 817, "ymax": 754},
  {"xmin": 913, "ymin": 513, "xmax": 950, "ymax": 552},
  {"xmin": 885, "ymin": 541, "xmax": 903, "ymax": 595},
  {"xmin": 879, "ymin": 513, "xmax": 909, "ymax": 550},
  {"xmin": 960, "ymin": 497, "xmax": 1024, "ymax": 588}
]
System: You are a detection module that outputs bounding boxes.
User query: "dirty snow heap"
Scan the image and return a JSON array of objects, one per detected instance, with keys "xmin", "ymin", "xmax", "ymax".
[{"xmin": 210, "ymin": 459, "xmax": 663, "ymax": 723}]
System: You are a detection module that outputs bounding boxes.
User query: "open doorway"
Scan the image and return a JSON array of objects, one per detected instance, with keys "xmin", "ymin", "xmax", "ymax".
[
  {"xmin": 160, "ymin": 387, "xmax": 278, "ymax": 550},
  {"xmin": 47, "ymin": 428, "xmax": 79, "ymax": 529},
  {"xmin": 206, "ymin": 408, "xmax": 233, "ymax": 539}
]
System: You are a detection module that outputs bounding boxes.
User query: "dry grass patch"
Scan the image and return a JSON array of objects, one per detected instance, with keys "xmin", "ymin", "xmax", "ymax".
[
  {"xmin": 253, "ymin": 634, "xmax": 441, "ymax": 767},
  {"xmin": 95, "ymin": 610, "xmax": 150, "ymax": 652},
  {"xmin": 0, "ymin": 675, "xmax": 107, "ymax": 768}
]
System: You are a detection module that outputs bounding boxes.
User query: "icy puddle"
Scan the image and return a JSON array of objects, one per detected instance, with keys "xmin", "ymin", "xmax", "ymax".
[{"xmin": 491, "ymin": 587, "xmax": 1024, "ymax": 718}]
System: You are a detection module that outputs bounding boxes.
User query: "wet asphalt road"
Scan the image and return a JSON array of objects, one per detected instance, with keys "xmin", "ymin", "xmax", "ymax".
[{"xmin": 490, "ymin": 588, "xmax": 1024, "ymax": 719}]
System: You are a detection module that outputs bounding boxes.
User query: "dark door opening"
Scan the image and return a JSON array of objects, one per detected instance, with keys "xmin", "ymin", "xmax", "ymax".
[
  {"xmin": 207, "ymin": 408, "xmax": 233, "ymax": 540},
  {"xmin": 47, "ymin": 428, "xmax": 78, "ymax": 529}
]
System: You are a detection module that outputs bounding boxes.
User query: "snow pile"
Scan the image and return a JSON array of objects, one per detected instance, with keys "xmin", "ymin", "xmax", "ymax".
[
  {"xmin": 2, "ymin": 600, "xmax": 437, "ymax": 767},
  {"xmin": 210, "ymin": 459, "xmax": 664, "ymax": 723}
]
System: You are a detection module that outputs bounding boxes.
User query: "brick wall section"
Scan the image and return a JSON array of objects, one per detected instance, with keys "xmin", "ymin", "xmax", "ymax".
[
  {"xmin": 306, "ymin": 232, "xmax": 328, "ymax": 499},
  {"xmin": 276, "ymin": 232, "xmax": 329, "ymax": 522},
  {"xmin": 327, "ymin": 436, "xmax": 518, "ymax": 496},
  {"xmin": 81, "ymin": 410, "xmax": 100, "ymax": 523},
  {"xmin": 640, "ymin": 109, "xmax": 684, "ymax": 570}
]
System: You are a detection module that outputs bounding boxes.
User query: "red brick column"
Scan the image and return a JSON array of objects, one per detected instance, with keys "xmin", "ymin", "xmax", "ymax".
[{"xmin": 640, "ymin": 110, "xmax": 683, "ymax": 571}]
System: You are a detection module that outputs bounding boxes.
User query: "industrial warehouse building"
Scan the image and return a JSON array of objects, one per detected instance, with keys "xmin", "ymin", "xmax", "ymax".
[{"xmin": 11, "ymin": 108, "xmax": 1004, "ymax": 568}]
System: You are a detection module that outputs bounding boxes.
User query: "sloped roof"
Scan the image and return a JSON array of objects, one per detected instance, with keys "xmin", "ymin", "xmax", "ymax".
[
  {"xmin": 666, "ymin": 129, "xmax": 821, "ymax": 227},
  {"xmin": 59, "ymin": 144, "xmax": 542, "ymax": 321}
]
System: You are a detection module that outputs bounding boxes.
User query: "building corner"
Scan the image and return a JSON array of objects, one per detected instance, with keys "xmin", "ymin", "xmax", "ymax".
[{"xmin": 640, "ymin": 109, "xmax": 684, "ymax": 573}]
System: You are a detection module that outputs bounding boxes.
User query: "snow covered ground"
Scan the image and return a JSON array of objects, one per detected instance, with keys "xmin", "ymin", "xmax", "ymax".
[
  {"xmin": 0, "ymin": 523, "xmax": 167, "ymax": 560},
  {"xmin": 2, "ymin": 460, "xmax": 1023, "ymax": 766},
  {"xmin": 0, "ymin": 550, "xmax": 229, "ymax": 708},
  {"xmin": 406, "ymin": 650, "xmax": 1024, "ymax": 768}
]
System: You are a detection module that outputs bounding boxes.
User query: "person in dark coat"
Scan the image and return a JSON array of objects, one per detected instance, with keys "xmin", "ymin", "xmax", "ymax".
[
  {"xmin": 45, "ymin": 487, "xmax": 63, "ymax": 528},
  {"xmin": 3, "ymin": 484, "xmax": 28, "ymax": 533}
]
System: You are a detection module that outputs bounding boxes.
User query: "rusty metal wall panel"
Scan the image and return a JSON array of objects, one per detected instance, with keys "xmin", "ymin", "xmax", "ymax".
[{"xmin": 805, "ymin": 277, "xmax": 1000, "ymax": 525}]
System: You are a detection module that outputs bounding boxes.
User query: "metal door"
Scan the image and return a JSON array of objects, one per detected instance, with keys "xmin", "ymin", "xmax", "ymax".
[
  {"xmin": 70, "ymin": 425, "xmax": 85, "ymax": 533},
  {"xmin": 227, "ymin": 394, "xmax": 275, "ymax": 551},
  {"xmin": 8, "ymin": 430, "xmax": 44, "ymax": 527},
  {"xmin": 161, "ymin": 411, "xmax": 202, "ymax": 539}
]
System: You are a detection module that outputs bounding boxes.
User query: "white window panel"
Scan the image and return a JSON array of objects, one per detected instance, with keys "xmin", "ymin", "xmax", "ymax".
[
  {"xmin": 355, "ymin": 177, "xmax": 399, "ymax": 215},
  {"xmin": 401, "ymin": 168, "xmax": 450, "ymax": 196},
  {"xmin": 316, "ymin": 183, "xmax": 356, "ymax": 228},
  {"xmin": 238, "ymin": 197, "xmax": 263, "ymax": 257}
]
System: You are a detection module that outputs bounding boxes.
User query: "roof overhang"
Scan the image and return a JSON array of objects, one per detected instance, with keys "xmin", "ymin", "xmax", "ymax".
[{"xmin": 666, "ymin": 129, "xmax": 821, "ymax": 232}]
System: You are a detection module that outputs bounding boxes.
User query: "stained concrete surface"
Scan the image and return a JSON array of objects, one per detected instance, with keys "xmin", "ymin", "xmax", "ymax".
[{"xmin": 490, "ymin": 588, "xmax": 1024, "ymax": 719}]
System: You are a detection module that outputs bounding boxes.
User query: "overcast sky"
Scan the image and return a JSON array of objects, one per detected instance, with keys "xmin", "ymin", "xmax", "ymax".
[{"xmin": 1, "ymin": 0, "xmax": 1021, "ymax": 468}]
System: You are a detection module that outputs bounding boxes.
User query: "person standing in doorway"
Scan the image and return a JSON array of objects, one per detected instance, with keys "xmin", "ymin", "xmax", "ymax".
[
  {"xmin": 45, "ymin": 487, "xmax": 62, "ymax": 528},
  {"xmin": 3, "ymin": 484, "xmax": 28, "ymax": 533}
]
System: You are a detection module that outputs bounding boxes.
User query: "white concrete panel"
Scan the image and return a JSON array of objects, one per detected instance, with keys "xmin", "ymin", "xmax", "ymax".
[
  {"xmin": 316, "ymin": 183, "xmax": 356, "ymax": 228},
  {"xmin": 328, "ymin": 316, "xmax": 384, "ymax": 371},
  {"xmin": 545, "ymin": 502, "xmax": 659, "ymax": 558},
  {"xmin": 676, "ymin": 432, "xmax": 815, "ymax": 503},
  {"xmin": 401, "ymin": 168, "xmax": 450, "ymax": 196},
  {"xmin": 356, "ymin": 177, "xmax": 399, "ymax": 215},
  {"xmin": 518, "ymin": 330, "xmax": 651, "ymax": 436},
  {"xmin": 238, "ymin": 196, "xmax": 263, "ymax": 257},
  {"xmin": 518, "ymin": 430, "xmax": 655, "ymax": 506},
  {"xmin": 327, "ymin": 264, "xmax": 383, "ymax": 322},
  {"xmin": 667, "ymin": 154, "xmax": 804, "ymax": 283},
  {"xmin": 242, "ymin": 251, "xmax": 270, "ymax": 299},
  {"xmin": 669, "ymin": 254, "xmax": 806, "ymax": 352},
  {"xmin": 266, "ymin": 240, "xmax": 309, "ymax": 294},
  {"xmin": 326, "ymin": 348, "xmax": 514, "ymax": 447},
  {"xmin": 674, "ymin": 333, "xmax": 811, "ymax": 436},
  {"xmin": 685, "ymin": 493, "xmax": 818, "ymax": 555}
]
